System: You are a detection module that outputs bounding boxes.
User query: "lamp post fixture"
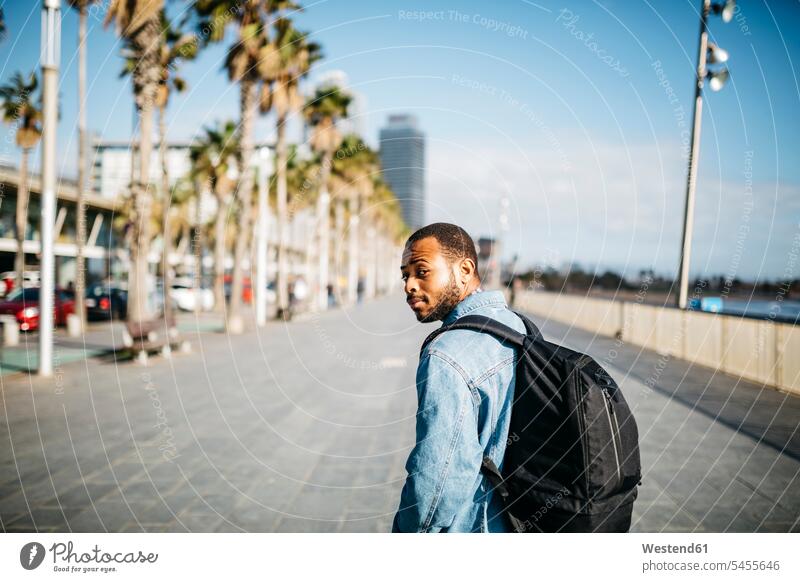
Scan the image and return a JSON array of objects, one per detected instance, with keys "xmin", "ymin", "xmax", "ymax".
[
  {"xmin": 676, "ymin": 0, "xmax": 735, "ymax": 309},
  {"xmin": 38, "ymin": 0, "xmax": 60, "ymax": 377}
]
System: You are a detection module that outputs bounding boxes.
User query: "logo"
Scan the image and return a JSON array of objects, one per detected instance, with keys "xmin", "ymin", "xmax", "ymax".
[{"xmin": 20, "ymin": 542, "xmax": 46, "ymax": 570}]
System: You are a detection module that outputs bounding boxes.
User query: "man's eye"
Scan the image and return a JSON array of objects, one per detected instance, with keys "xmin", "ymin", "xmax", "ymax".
[
  {"xmin": 401, "ymin": 274, "xmax": 408, "ymax": 281},
  {"xmin": 418, "ymin": 269, "xmax": 428, "ymax": 277}
]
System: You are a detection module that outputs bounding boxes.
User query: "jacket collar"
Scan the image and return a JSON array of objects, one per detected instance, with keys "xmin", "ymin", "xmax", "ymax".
[{"xmin": 441, "ymin": 290, "xmax": 507, "ymax": 326}]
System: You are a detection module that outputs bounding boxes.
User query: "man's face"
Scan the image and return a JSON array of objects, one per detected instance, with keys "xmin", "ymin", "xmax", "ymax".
[{"xmin": 400, "ymin": 237, "xmax": 465, "ymax": 323}]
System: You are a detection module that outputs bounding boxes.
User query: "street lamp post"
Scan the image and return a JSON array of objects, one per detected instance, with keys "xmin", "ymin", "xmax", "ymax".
[
  {"xmin": 39, "ymin": 0, "xmax": 60, "ymax": 377},
  {"xmin": 677, "ymin": 0, "xmax": 734, "ymax": 309}
]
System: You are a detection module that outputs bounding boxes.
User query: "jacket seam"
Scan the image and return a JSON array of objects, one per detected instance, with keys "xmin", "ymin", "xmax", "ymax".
[
  {"xmin": 426, "ymin": 350, "xmax": 481, "ymax": 407},
  {"xmin": 473, "ymin": 354, "xmax": 516, "ymax": 385},
  {"xmin": 421, "ymin": 392, "xmax": 469, "ymax": 532},
  {"xmin": 481, "ymin": 357, "xmax": 514, "ymax": 459}
]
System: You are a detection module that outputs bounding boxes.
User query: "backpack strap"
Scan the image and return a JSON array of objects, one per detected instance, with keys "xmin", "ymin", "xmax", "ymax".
[
  {"xmin": 420, "ymin": 312, "xmax": 542, "ymax": 356},
  {"xmin": 510, "ymin": 309, "xmax": 543, "ymax": 340},
  {"xmin": 420, "ymin": 314, "xmax": 526, "ymax": 356}
]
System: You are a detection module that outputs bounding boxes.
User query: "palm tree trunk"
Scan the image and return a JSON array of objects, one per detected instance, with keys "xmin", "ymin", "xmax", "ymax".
[
  {"xmin": 15, "ymin": 149, "xmax": 30, "ymax": 291},
  {"xmin": 229, "ymin": 79, "xmax": 256, "ymax": 331},
  {"xmin": 334, "ymin": 197, "xmax": 344, "ymax": 300},
  {"xmin": 347, "ymin": 193, "xmax": 359, "ymax": 304},
  {"xmin": 316, "ymin": 152, "xmax": 333, "ymax": 310},
  {"xmin": 74, "ymin": 5, "xmax": 87, "ymax": 327},
  {"xmin": 159, "ymin": 103, "xmax": 174, "ymax": 324},
  {"xmin": 128, "ymin": 105, "xmax": 154, "ymax": 324},
  {"xmin": 192, "ymin": 193, "xmax": 204, "ymax": 316},
  {"xmin": 127, "ymin": 17, "xmax": 160, "ymax": 325},
  {"xmin": 304, "ymin": 211, "xmax": 316, "ymax": 311},
  {"xmin": 276, "ymin": 114, "xmax": 289, "ymax": 316},
  {"xmin": 366, "ymin": 220, "xmax": 376, "ymax": 299},
  {"xmin": 213, "ymin": 193, "xmax": 226, "ymax": 312}
]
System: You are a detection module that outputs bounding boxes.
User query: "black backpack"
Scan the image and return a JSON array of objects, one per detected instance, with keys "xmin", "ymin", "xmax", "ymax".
[{"xmin": 421, "ymin": 310, "xmax": 642, "ymax": 532}]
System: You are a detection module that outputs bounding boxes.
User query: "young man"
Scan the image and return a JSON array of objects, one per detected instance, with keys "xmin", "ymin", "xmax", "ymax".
[{"xmin": 392, "ymin": 223, "xmax": 526, "ymax": 533}]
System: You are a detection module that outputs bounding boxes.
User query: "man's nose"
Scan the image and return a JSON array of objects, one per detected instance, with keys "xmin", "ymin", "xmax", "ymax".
[{"xmin": 404, "ymin": 278, "xmax": 417, "ymax": 295}]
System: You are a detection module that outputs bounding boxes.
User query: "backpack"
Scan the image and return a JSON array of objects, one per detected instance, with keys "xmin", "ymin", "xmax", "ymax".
[{"xmin": 421, "ymin": 310, "xmax": 642, "ymax": 532}]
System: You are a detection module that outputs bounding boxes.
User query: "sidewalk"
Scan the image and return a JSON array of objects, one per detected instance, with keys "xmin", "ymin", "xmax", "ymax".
[
  {"xmin": 0, "ymin": 293, "xmax": 797, "ymax": 532},
  {"xmin": 0, "ymin": 311, "xmax": 239, "ymax": 376}
]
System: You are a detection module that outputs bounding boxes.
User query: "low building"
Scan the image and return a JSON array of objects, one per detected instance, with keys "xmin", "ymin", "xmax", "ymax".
[{"xmin": 0, "ymin": 163, "xmax": 122, "ymax": 287}]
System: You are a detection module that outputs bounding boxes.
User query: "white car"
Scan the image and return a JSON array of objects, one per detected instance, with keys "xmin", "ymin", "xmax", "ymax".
[{"xmin": 168, "ymin": 279, "xmax": 215, "ymax": 312}]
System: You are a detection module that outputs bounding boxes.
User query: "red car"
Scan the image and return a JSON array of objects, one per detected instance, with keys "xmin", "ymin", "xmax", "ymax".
[{"xmin": 0, "ymin": 287, "xmax": 75, "ymax": 331}]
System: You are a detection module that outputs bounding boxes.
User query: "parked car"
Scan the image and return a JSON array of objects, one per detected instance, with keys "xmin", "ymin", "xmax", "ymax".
[
  {"xmin": 85, "ymin": 283, "xmax": 128, "ymax": 320},
  {"xmin": 169, "ymin": 278, "xmax": 215, "ymax": 312},
  {"xmin": 0, "ymin": 287, "xmax": 75, "ymax": 331}
]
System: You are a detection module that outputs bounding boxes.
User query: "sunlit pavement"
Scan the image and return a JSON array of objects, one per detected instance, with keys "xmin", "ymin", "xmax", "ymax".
[{"xmin": 1, "ymin": 294, "xmax": 797, "ymax": 532}]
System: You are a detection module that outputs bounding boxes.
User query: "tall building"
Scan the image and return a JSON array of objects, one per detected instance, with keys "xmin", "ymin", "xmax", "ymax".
[{"xmin": 379, "ymin": 115, "xmax": 425, "ymax": 229}]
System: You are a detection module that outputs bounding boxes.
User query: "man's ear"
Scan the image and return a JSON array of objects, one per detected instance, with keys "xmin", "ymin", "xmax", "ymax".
[{"xmin": 459, "ymin": 257, "xmax": 476, "ymax": 284}]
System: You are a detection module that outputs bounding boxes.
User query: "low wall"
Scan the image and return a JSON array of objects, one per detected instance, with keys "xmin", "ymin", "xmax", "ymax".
[{"xmin": 513, "ymin": 290, "xmax": 799, "ymax": 396}]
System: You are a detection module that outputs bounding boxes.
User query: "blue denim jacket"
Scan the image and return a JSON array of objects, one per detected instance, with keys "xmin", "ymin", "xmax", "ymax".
[{"xmin": 392, "ymin": 290, "xmax": 526, "ymax": 533}]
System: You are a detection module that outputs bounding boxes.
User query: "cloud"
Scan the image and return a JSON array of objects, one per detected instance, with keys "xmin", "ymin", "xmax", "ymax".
[{"xmin": 426, "ymin": 136, "xmax": 798, "ymax": 280}]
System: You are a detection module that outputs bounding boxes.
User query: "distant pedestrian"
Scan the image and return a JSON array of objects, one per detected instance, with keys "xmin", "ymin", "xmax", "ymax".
[
  {"xmin": 356, "ymin": 277, "xmax": 365, "ymax": 304},
  {"xmin": 327, "ymin": 283, "xmax": 336, "ymax": 308}
]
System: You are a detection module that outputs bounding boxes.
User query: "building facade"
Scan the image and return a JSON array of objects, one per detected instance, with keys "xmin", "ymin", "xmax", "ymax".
[{"xmin": 0, "ymin": 164, "xmax": 121, "ymax": 288}]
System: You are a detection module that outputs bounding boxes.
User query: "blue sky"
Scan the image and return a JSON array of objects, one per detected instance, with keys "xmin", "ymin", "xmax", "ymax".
[{"xmin": 1, "ymin": 0, "xmax": 798, "ymax": 281}]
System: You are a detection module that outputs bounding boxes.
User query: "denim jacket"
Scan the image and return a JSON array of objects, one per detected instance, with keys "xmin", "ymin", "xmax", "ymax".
[{"xmin": 392, "ymin": 290, "xmax": 526, "ymax": 533}]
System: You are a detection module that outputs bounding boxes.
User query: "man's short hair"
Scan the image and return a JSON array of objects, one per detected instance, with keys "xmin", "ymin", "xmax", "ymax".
[{"xmin": 405, "ymin": 223, "xmax": 480, "ymax": 276}]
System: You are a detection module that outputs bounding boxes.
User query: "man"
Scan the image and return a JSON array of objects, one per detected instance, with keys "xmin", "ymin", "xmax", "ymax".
[{"xmin": 392, "ymin": 222, "xmax": 526, "ymax": 533}]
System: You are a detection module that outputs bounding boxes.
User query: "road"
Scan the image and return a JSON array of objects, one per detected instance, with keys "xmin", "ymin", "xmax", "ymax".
[{"xmin": 1, "ymin": 293, "xmax": 798, "ymax": 532}]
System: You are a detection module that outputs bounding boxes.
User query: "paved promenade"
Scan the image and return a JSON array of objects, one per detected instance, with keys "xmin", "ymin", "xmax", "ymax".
[{"xmin": 1, "ymin": 294, "xmax": 798, "ymax": 532}]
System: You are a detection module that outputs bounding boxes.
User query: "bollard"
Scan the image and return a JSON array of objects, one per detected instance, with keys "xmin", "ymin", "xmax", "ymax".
[
  {"xmin": 66, "ymin": 313, "xmax": 83, "ymax": 337},
  {"xmin": 226, "ymin": 315, "xmax": 244, "ymax": 335},
  {"xmin": 0, "ymin": 315, "xmax": 19, "ymax": 347}
]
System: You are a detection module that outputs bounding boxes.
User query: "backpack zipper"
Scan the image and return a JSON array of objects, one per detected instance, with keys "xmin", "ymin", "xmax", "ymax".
[
  {"xmin": 602, "ymin": 387, "xmax": 622, "ymax": 489},
  {"xmin": 573, "ymin": 371, "xmax": 590, "ymax": 495}
]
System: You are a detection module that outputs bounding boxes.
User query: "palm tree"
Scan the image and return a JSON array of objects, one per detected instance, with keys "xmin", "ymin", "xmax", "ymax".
[
  {"xmin": 157, "ymin": 17, "xmax": 196, "ymax": 322},
  {"xmin": 151, "ymin": 177, "xmax": 198, "ymax": 302},
  {"xmin": 330, "ymin": 134, "xmax": 380, "ymax": 304},
  {"xmin": 270, "ymin": 145, "xmax": 317, "ymax": 303},
  {"xmin": 105, "ymin": 0, "xmax": 164, "ymax": 325},
  {"xmin": 0, "ymin": 72, "xmax": 42, "ymax": 291},
  {"xmin": 303, "ymin": 83, "xmax": 351, "ymax": 310},
  {"xmin": 258, "ymin": 14, "xmax": 320, "ymax": 317},
  {"xmin": 67, "ymin": 0, "xmax": 98, "ymax": 329},
  {"xmin": 193, "ymin": 0, "xmax": 278, "ymax": 332},
  {"xmin": 189, "ymin": 121, "xmax": 239, "ymax": 312},
  {"xmin": 366, "ymin": 175, "xmax": 401, "ymax": 297}
]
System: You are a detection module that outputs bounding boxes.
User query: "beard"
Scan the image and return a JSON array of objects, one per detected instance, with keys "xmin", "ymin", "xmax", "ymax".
[{"xmin": 418, "ymin": 271, "xmax": 463, "ymax": 323}]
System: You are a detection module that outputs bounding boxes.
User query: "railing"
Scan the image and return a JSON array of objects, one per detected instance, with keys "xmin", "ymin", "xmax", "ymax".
[{"xmin": 514, "ymin": 290, "xmax": 800, "ymax": 395}]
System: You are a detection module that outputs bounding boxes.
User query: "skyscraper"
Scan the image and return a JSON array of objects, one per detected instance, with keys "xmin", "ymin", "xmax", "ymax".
[{"xmin": 379, "ymin": 115, "xmax": 425, "ymax": 229}]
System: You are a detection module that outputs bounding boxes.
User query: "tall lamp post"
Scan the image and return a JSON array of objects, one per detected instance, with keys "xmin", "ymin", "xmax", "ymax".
[
  {"xmin": 39, "ymin": 0, "xmax": 60, "ymax": 377},
  {"xmin": 677, "ymin": 0, "xmax": 735, "ymax": 309}
]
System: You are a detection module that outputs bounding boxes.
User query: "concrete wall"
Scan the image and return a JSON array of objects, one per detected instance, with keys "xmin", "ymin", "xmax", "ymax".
[{"xmin": 514, "ymin": 290, "xmax": 799, "ymax": 396}]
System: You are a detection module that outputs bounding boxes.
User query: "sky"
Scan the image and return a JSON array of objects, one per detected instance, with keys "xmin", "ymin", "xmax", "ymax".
[{"xmin": 0, "ymin": 0, "xmax": 798, "ymax": 281}]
